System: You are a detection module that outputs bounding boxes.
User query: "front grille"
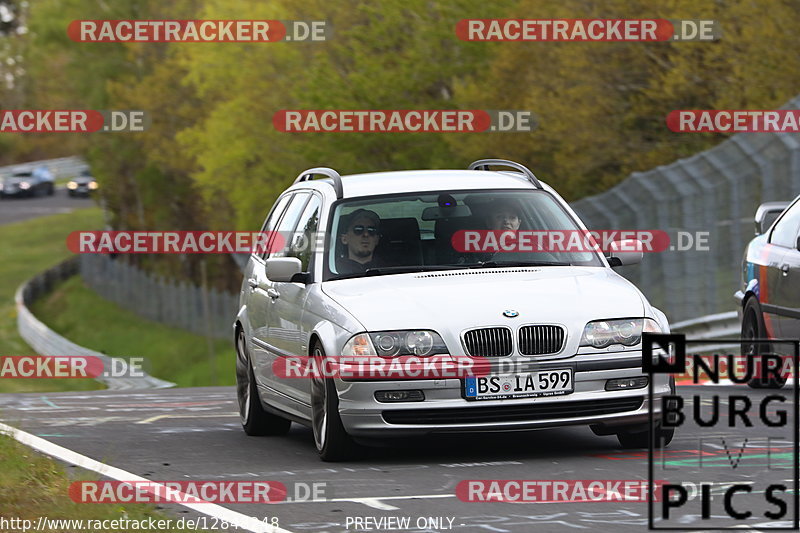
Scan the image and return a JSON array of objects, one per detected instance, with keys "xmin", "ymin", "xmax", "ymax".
[
  {"xmin": 519, "ymin": 325, "xmax": 565, "ymax": 355},
  {"xmin": 463, "ymin": 327, "xmax": 513, "ymax": 357},
  {"xmin": 382, "ymin": 397, "xmax": 644, "ymax": 425}
]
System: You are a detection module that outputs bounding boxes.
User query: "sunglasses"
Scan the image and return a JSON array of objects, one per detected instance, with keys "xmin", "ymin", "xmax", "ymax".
[{"xmin": 350, "ymin": 225, "xmax": 379, "ymax": 236}]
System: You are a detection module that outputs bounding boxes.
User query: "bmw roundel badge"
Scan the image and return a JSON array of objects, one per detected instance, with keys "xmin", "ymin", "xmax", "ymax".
[{"xmin": 503, "ymin": 310, "xmax": 519, "ymax": 318}]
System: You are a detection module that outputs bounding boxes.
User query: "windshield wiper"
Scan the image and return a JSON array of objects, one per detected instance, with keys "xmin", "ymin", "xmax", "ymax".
[
  {"xmin": 364, "ymin": 265, "xmax": 469, "ymax": 276},
  {"xmin": 328, "ymin": 265, "xmax": 468, "ymax": 280},
  {"xmin": 468, "ymin": 260, "xmax": 572, "ymax": 268}
]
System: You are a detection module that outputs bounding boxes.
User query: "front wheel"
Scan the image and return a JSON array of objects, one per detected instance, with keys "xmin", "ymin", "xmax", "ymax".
[
  {"xmin": 310, "ymin": 343, "xmax": 357, "ymax": 461},
  {"xmin": 235, "ymin": 329, "xmax": 291, "ymax": 436}
]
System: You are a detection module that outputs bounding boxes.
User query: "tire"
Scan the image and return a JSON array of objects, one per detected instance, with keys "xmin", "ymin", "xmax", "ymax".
[
  {"xmin": 742, "ymin": 298, "xmax": 786, "ymax": 389},
  {"xmin": 235, "ymin": 329, "xmax": 291, "ymax": 436},
  {"xmin": 47, "ymin": 183, "xmax": 54, "ymax": 196},
  {"xmin": 617, "ymin": 376, "xmax": 676, "ymax": 449},
  {"xmin": 310, "ymin": 342, "xmax": 357, "ymax": 461}
]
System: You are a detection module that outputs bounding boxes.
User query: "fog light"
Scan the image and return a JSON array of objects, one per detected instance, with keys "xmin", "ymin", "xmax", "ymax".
[
  {"xmin": 605, "ymin": 376, "xmax": 648, "ymax": 391},
  {"xmin": 375, "ymin": 390, "xmax": 425, "ymax": 402}
]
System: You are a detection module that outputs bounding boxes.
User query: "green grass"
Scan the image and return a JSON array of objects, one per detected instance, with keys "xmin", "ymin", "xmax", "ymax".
[
  {"xmin": 0, "ymin": 432, "xmax": 189, "ymax": 532},
  {"xmin": 30, "ymin": 276, "xmax": 235, "ymax": 388},
  {"xmin": 0, "ymin": 208, "xmax": 105, "ymax": 393}
]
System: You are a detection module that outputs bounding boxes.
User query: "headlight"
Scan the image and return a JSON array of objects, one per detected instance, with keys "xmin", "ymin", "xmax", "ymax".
[
  {"xmin": 19, "ymin": 182, "xmax": 30, "ymax": 190},
  {"xmin": 580, "ymin": 318, "xmax": 661, "ymax": 349},
  {"xmin": 67, "ymin": 181, "xmax": 78, "ymax": 190},
  {"xmin": 343, "ymin": 330, "xmax": 448, "ymax": 357},
  {"xmin": 88, "ymin": 181, "xmax": 98, "ymax": 190}
]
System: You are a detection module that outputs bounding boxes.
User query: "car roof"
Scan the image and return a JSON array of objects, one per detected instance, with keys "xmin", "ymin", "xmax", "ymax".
[{"xmin": 287, "ymin": 169, "xmax": 553, "ymax": 199}]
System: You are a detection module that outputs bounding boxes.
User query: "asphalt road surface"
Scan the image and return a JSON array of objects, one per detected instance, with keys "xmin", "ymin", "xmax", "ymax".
[
  {"xmin": 1, "ymin": 384, "xmax": 795, "ymax": 532},
  {"xmin": 0, "ymin": 187, "xmax": 95, "ymax": 226}
]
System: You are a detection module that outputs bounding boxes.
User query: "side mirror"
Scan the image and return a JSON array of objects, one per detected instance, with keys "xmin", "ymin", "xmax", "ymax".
[
  {"xmin": 265, "ymin": 257, "xmax": 303, "ymax": 282},
  {"xmin": 796, "ymin": 236, "xmax": 800, "ymax": 252},
  {"xmin": 754, "ymin": 201, "xmax": 790, "ymax": 236},
  {"xmin": 607, "ymin": 239, "xmax": 643, "ymax": 267}
]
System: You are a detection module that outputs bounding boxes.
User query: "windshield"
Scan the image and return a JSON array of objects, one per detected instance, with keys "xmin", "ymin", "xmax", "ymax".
[{"xmin": 324, "ymin": 189, "xmax": 603, "ymax": 280}]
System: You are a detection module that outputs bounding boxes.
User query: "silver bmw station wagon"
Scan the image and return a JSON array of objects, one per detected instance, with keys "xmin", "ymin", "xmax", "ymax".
[{"xmin": 234, "ymin": 159, "xmax": 674, "ymax": 461}]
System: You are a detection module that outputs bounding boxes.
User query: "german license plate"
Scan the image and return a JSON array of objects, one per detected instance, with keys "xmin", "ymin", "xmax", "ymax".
[{"xmin": 464, "ymin": 369, "xmax": 573, "ymax": 400}]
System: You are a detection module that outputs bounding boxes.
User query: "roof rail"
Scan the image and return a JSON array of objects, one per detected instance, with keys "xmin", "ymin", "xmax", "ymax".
[
  {"xmin": 293, "ymin": 167, "xmax": 343, "ymax": 199},
  {"xmin": 468, "ymin": 159, "xmax": 541, "ymax": 189}
]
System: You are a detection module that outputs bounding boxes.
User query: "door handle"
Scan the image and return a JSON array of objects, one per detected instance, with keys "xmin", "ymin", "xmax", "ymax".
[
  {"xmin": 247, "ymin": 278, "xmax": 258, "ymax": 288},
  {"xmin": 267, "ymin": 288, "xmax": 280, "ymax": 299},
  {"xmin": 781, "ymin": 264, "xmax": 790, "ymax": 276}
]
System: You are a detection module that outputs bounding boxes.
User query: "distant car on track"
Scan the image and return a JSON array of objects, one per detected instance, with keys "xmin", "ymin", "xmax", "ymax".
[
  {"xmin": 235, "ymin": 159, "xmax": 675, "ymax": 461},
  {"xmin": 735, "ymin": 197, "xmax": 800, "ymax": 388},
  {"xmin": 67, "ymin": 169, "xmax": 99, "ymax": 197},
  {"xmin": 0, "ymin": 166, "xmax": 55, "ymax": 198}
]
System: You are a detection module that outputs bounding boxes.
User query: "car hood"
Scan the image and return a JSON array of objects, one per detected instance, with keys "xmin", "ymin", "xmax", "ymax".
[
  {"xmin": 4, "ymin": 177, "xmax": 29, "ymax": 185},
  {"xmin": 321, "ymin": 267, "xmax": 646, "ymax": 353}
]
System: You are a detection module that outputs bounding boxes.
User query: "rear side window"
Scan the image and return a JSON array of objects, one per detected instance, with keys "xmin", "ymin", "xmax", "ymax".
[
  {"xmin": 257, "ymin": 193, "xmax": 293, "ymax": 260},
  {"xmin": 267, "ymin": 192, "xmax": 311, "ymax": 259},
  {"xmin": 287, "ymin": 195, "xmax": 322, "ymax": 271}
]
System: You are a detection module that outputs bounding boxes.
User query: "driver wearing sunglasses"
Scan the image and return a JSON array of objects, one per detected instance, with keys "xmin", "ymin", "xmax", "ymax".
[{"xmin": 336, "ymin": 208, "xmax": 385, "ymax": 274}]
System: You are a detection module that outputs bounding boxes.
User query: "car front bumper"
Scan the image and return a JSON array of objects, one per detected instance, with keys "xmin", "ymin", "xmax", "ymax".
[
  {"xmin": 336, "ymin": 353, "xmax": 670, "ymax": 437},
  {"xmin": 69, "ymin": 185, "xmax": 92, "ymax": 196}
]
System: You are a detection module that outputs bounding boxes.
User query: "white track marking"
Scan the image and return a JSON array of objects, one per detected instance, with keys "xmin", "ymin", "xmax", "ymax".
[
  {"xmin": 0, "ymin": 422, "xmax": 293, "ymax": 533},
  {"xmin": 280, "ymin": 493, "xmax": 456, "ymax": 510},
  {"xmin": 136, "ymin": 413, "xmax": 238, "ymax": 424}
]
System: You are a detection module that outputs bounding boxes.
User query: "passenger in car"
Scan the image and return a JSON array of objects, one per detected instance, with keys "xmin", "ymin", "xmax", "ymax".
[
  {"xmin": 336, "ymin": 209, "xmax": 385, "ymax": 274},
  {"xmin": 459, "ymin": 200, "xmax": 524, "ymax": 263},
  {"xmin": 487, "ymin": 200, "xmax": 522, "ymax": 231}
]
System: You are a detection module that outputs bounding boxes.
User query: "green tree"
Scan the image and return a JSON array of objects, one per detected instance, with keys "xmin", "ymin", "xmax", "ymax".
[
  {"xmin": 449, "ymin": 0, "xmax": 800, "ymax": 200},
  {"xmin": 178, "ymin": 0, "xmax": 514, "ymax": 230}
]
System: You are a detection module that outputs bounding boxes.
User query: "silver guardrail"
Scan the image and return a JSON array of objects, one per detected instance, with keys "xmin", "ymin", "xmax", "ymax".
[
  {"xmin": 670, "ymin": 310, "xmax": 740, "ymax": 352},
  {"xmin": 16, "ymin": 257, "xmax": 175, "ymax": 390},
  {"xmin": 0, "ymin": 156, "xmax": 88, "ymax": 179}
]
